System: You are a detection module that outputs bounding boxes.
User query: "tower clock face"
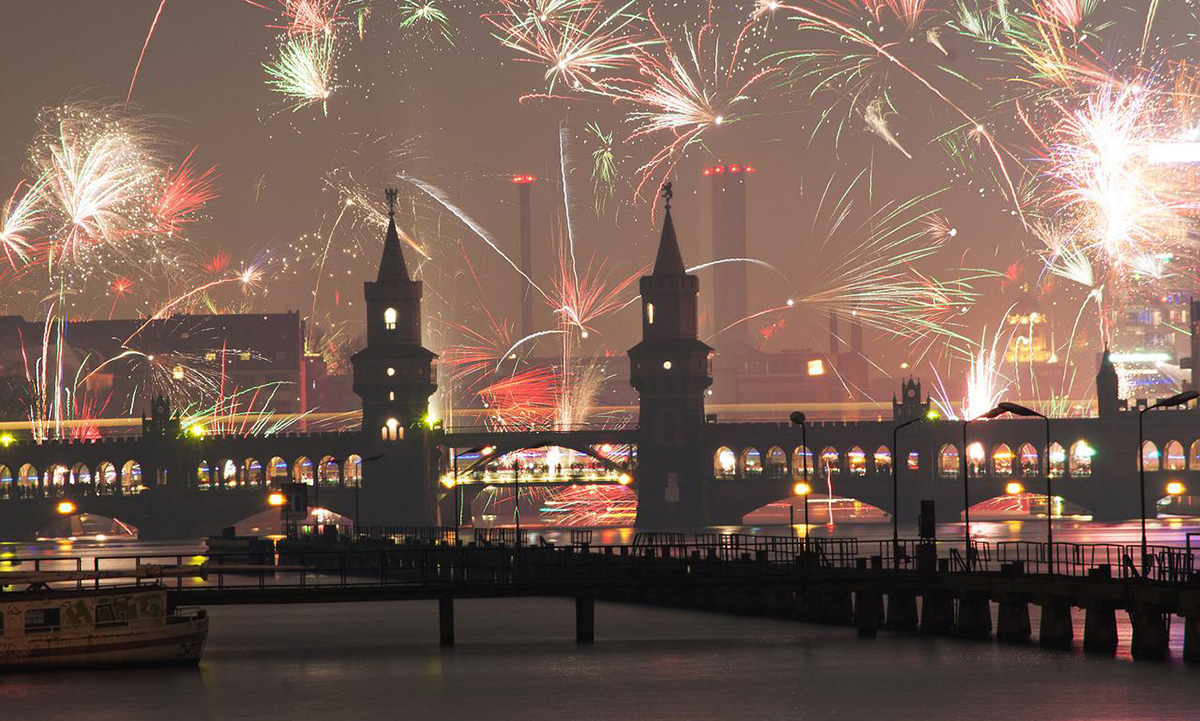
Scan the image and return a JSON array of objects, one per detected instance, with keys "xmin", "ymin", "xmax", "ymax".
[{"xmin": 906, "ymin": 388, "xmax": 916, "ymax": 399}]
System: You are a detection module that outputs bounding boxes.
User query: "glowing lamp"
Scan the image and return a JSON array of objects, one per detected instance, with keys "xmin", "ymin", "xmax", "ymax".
[
  {"xmin": 1167, "ymin": 481, "xmax": 1186, "ymax": 496},
  {"xmin": 482, "ymin": 446, "xmax": 495, "ymax": 456},
  {"xmin": 267, "ymin": 492, "xmax": 286, "ymax": 507},
  {"xmin": 729, "ymin": 165, "xmax": 741, "ymax": 173},
  {"xmin": 712, "ymin": 166, "xmax": 724, "ymax": 174},
  {"xmin": 744, "ymin": 166, "xmax": 756, "ymax": 173},
  {"xmin": 510, "ymin": 174, "xmax": 538, "ymax": 184},
  {"xmin": 702, "ymin": 168, "xmax": 712, "ymax": 176},
  {"xmin": 441, "ymin": 476, "xmax": 457, "ymax": 489},
  {"xmin": 794, "ymin": 481, "xmax": 812, "ymax": 496},
  {"xmin": 1005, "ymin": 481, "xmax": 1023, "ymax": 495},
  {"xmin": 618, "ymin": 473, "xmax": 631, "ymax": 485},
  {"xmin": 925, "ymin": 409, "xmax": 940, "ymax": 421},
  {"xmin": 0, "ymin": 434, "xmax": 12, "ymax": 447},
  {"xmin": 56, "ymin": 500, "xmax": 76, "ymax": 515}
]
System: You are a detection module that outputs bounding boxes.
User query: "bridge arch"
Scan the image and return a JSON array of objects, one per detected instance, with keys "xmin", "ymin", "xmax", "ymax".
[
  {"xmin": 992, "ymin": 444, "xmax": 1013, "ymax": 476},
  {"xmin": 1018, "ymin": 443, "xmax": 1038, "ymax": 477},
  {"xmin": 121, "ymin": 460, "xmax": 143, "ymax": 494},
  {"xmin": 1048, "ymin": 442, "xmax": 1065, "ymax": 477},
  {"xmin": 268, "ymin": 456, "xmax": 288, "ymax": 482},
  {"xmin": 965, "ymin": 442, "xmax": 985, "ymax": 478},
  {"xmin": 44, "ymin": 464, "xmax": 69, "ymax": 497},
  {"xmin": 293, "ymin": 456, "xmax": 314, "ymax": 485},
  {"xmin": 1164, "ymin": 440, "xmax": 1185, "ymax": 471},
  {"xmin": 214, "ymin": 459, "xmax": 236, "ymax": 488},
  {"xmin": 873, "ymin": 445, "xmax": 891, "ymax": 475},
  {"xmin": 765, "ymin": 447, "xmax": 787, "ymax": 479},
  {"xmin": 345, "ymin": 454, "xmax": 363, "ymax": 487},
  {"xmin": 243, "ymin": 458, "xmax": 263, "ymax": 487},
  {"xmin": 1191, "ymin": 440, "xmax": 1200, "ymax": 469},
  {"xmin": 196, "ymin": 460, "xmax": 212, "ymax": 489},
  {"xmin": 17, "ymin": 464, "xmax": 37, "ymax": 498},
  {"xmin": 1142, "ymin": 440, "xmax": 1160, "ymax": 472},
  {"xmin": 739, "ymin": 448, "xmax": 763, "ymax": 477},
  {"xmin": 318, "ymin": 455, "xmax": 340, "ymax": 486},
  {"xmin": 96, "ymin": 462, "xmax": 118, "ymax": 494},
  {"xmin": 0, "ymin": 464, "xmax": 11, "ymax": 499},
  {"xmin": 70, "ymin": 462, "xmax": 91, "ymax": 488},
  {"xmin": 819, "ymin": 447, "xmax": 839, "ymax": 476},
  {"xmin": 847, "ymin": 446, "xmax": 867, "ymax": 476},
  {"xmin": 937, "ymin": 444, "xmax": 959, "ymax": 479},
  {"xmin": 791, "ymin": 446, "xmax": 813, "ymax": 479},
  {"xmin": 1070, "ymin": 440, "xmax": 1094, "ymax": 478},
  {"xmin": 714, "ymin": 447, "xmax": 735, "ymax": 480}
]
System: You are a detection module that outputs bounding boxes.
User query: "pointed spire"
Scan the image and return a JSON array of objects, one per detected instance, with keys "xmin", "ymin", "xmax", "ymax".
[
  {"xmin": 376, "ymin": 188, "xmax": 411, "ymax": 284},
  {"xmin": 652, "ymin": 182, "xmax": 686, "ymax": 276}
]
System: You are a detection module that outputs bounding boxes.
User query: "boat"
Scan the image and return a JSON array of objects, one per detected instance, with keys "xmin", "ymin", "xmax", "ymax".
[{"xmin": 0, "ymin": 567, "xmax": 208, "ymax": 670}]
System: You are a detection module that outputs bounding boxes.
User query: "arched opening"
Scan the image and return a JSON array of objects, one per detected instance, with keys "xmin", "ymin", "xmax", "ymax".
[
  {"xmin": 243, "ymin": 458, "xmax": 263, "ymax": 487},
  {"xmin": 1048, "ymin": 443, "xmax": 1066, "ymax": 478},
  {"xmin": 1141, "ymin": 440, "xmax": 1160, "ymax": 472},
  {"xmin": 791, "ymin": 447, "xmax": 813, "ymax": 479},
  {"xmin": 938, "ymin": 444, "xmax": 959, "ymax": 479},
  {"xmin": 992, "ymin": 444, "xmax": 1013, "ymax": 477},
  {"xmin": 906, "ymin": 451, "xmax": 920, "ymax": 471},
  {"xmin": 765, "ymin": 447, "xmax": 787, "ymax": 479},
  {"xmin": 96, "ymin": 462, "xmax": 118, "ymax": 495},
  {"xmin": 1018, "ymin": 443, "xmax": 1039, "ymax": 477},
  {"xmin": 219, "ymin": 459, "xmax": 238, "ymax": 487},
  {"xmin": 318, "ymin": 455, "xmax": 340, "ymax": 486},
  {"xmin": 17, "ymin": 464, "xmax": 38, "ymax": 498},
  {"xmin": 819, "ymin": 447, "xmax": 840, "ymax": 477},
  {"xmin": 1070, "ymin": 440, "xmax": 1094, "ymax": 478},
  {"xmin": 44, "ymin": 465, "xmax": 69, "ymax": 497},
  {"xmin": 196, "ymin": 459, "xmax": 212, "ymax": 489},
  {"xmin": 345, "ymin": 454, "xmax": 363, "ymax": 488},
  {"xmin": 70, "ymin": 462, "xmax": 92, "ymax": 490},
  {"xmin": 874, "ymin": 445, "xmax": 892, "ymax": 475},
  {"xmin": 269, "ymin": 456, "xmax": 288, "ymax": 481},
  {"xmin": 966, "ymin": 442, "xmax": 985, "ymax": 478},
  {"xmin": 714, "ymin": 447, "xmax": 736, "ymax": 480},
  {"xmin": 1191, "ymin": 440, "xmax": 1200, "ymax": 470},
  {"xmin": 847, "ymin": 446, "xmax": 867, "ymax": 476},
  {"xmin": 293, "ymin": 456, "xmax": 314, "ymax": 485},
  {"xmin": 740, "ymin": 448, "xmax": 763, "ymax": 477},
  {"xmin": 1164, "ymin": 440, "xmax": 1185, "ymax": 471},
  {"xmin": 384, "ymin": 307, "xmax": 398, "ymax": 330},
  {"xmin": 0, "ymin": 464, "xmax": 11, "ymax": 500},
  {"xmin": 121, "ymin": 461, "xmax": 143, "ymax": 494}
]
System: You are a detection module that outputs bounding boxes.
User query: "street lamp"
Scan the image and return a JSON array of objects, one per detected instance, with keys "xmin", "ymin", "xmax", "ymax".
[
  {"xmin": 892, "ymin": 409, "xmax": 938, "ymax": 566},
  {"xmin": 450, "ymin": 445, "xmax": 493, "ymax": 538},
  {"xmin": 790, "ymin": 412, "xmax": 810, "ymax": 548},
  {"xmin": 983, "ymin": 402, "xmax": 1055, "ymax": 572},
  {"xmin": 1139, "ymin": 390, "xmax": 1199, "ymax": 569},
  {"xmin": 960, "ymin": 411, "xmax": 999, "ymax": 569}
]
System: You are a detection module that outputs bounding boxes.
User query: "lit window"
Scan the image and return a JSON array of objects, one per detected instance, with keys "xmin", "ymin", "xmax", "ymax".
[
  {"xmin": 387, "ymin": 367, "xmax": 396, "ymax": 377},
  {"xmin": 807, "ymin": 359, "xmax": 825, "ymax": 376},
  {"xmin": 239, "ymin": 352, "xmax": 251, "ymax": 361},
  {"xmin": 389, "ymin": 391, "xmax": 395, "ymax": 401},
  {"xmin": 662, "ymin": 360, "xmax": 672, "ymax": 370},
  {"xmin": 172, "ymin": 366, "xmax": 184, "ymax": 380},
  {"xmin": 204, "ymin": 352, "xmax": 217, "ymax": 361},
  {"xmin": 384, "ymin": 307, "xmax": 398, "ymax": 330},
  {"xmin": 646, "ymin": 302, "xmax": 655, "ymax": 325}
]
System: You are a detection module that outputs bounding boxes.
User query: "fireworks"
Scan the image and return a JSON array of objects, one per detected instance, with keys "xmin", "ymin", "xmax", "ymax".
[
  {"xmin": 0, "ymin": 179, "xmax": 46, "ymax": 269},
  {"xmin": 263, "ymin": 33, "xmax": 336, "ymax": 113}
]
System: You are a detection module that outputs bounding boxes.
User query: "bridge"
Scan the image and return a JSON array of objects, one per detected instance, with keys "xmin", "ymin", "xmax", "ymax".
[
  {"xmin": 2, "ymin": 191, "xmax": 1200, "ymax": 538},
  {"xmin": 14, "ymin": 532, "xmax": 1200, "ymax": 661}
]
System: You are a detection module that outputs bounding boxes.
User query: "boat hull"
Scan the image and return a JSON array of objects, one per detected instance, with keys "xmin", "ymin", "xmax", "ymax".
[{"xmin": 0, "ymin": 613, "xmax": 208, "ymax": 671}]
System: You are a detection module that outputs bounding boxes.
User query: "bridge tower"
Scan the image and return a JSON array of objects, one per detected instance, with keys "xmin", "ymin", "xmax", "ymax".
[
  {"xmin": 351, "ymin": 189, "xmax": 438, "ymax": 524},
  {"xmin": 629, "ymin": 184, "xmax": 713, "ymax": 527}
]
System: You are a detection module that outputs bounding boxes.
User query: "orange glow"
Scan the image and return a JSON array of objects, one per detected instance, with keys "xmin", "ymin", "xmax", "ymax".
[
  {"xmin": 794, "ymin": 481, "xmax": 812, "ymax": 495},
  {"xmin": 510, "ymin": 174, "xmax": 538, "ymax": 184},
  {"xmin": 55, "ymin": 500, "xmax": 76, "ymax": 515},
  {"xmin": 267, "ymin": 492, "xmax": 286, "ymax": 507},
  {"xmin": 1167, "ymin": 481, "xmax": 1186, "ymax": 495},
  {"xmin": 1005, "ymin": 481, "xmax": 1023, "ymax": 495}
]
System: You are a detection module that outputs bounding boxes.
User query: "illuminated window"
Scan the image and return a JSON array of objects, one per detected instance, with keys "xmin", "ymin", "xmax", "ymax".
[
  {"xmin": 382, "ymin": 417, "xmax": 402, "ymax": 442},
  {"xmin": 992, "ymin": 443, "xmax": 1013, "ymax": 476},
  {"xmin": 240, "ymin": 352, "xmax": 251, "ymax": 361},
  {"xmin": 204, "ymin": 352, "xmax": 217, "ymax": 361},
  {"xmin": 792, "ymin": 446, "xmax": 813, "ymax": 478},
  {"xmin": 907, "ymin": 451, "xmax": 920, "ymax": 471},
  {"xmin": 766, "ymin": 447, "xmax": 787, "ymax": 478},
  {"xmin": 387, "ymin": 367, "xmax": 396, "ymax": 377},
  {"xmin": 847, "ymin": 446, "xmax": 867, "ymax": 476},
  {"xmin": 740, "ymin": 448, "xmax": 763, "ymax": 476},
  {"xmin": 820, "ymin": 447, "xmax": 840, "ymax": 476},
  {"xmin": 662, "ymin": 360, "xmax": 672, "ymax": 370},
  {"xmin": 1018, "ymin": 443, "xmax": 1039, "ymax": 476},
  {"xmin": 646, "ymin": 302, "xmax": 655, "ymax": 325},
  {"xmin": 1164, "ymin": 440, "xmax": 1185, "ymax": 471},
  {"xmin": 172, "ymin": 365, "xmax": 185, "ymax": 380},
  {"xmin": 874, "ymin": 446, "xmax": 892, "ymax": 474},
  {"xmin": 1049, "ymin": 442, "xmax": 1066, "ymax": 478},
  {"xmin": 389, "ymin": 391, "xmax": 395, "ymax": 401},
  {"xmin": 384, "ymin": 307, "xmax": 398, "ymax": 330},
  {"xmin": 1070, "ymin": 440, "xmax": 1094, "ymax": 478},
  {"xmin": 807, "ymin": 359, "xmax": 825, "ymax": 376},
  {"xmin": 1141, "ymin": 440, "xmax": 1160, "ymax": 472},
  {"xmin": 966, "ymin": 442, "xmax": 985, "ymax": 478}
]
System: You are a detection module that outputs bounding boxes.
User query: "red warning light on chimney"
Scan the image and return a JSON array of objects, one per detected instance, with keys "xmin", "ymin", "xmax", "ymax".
[
  {"xmin": 510, "ymin": 174, "xmax": 538, "ymax": 184},
  {"xmin": 702, "ymin": 164, "xmax": 755, "ymax": 176}
]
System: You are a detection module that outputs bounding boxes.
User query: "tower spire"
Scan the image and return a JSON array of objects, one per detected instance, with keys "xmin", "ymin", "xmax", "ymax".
[
  {"xmin": 653, "ymin": 182, "xmax": 685, "ymax": 276},
  {"xmin": 377, "ymin": 187, "xmax": 411, "ymax": 284}
]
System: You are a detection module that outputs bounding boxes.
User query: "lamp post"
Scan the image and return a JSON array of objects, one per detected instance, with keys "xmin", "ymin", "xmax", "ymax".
[
  {"xmin": 892, "ymin": 411, "xmax": 937, "ymax": 566},
  {"xmin": 1139, "ymin": 390, "xmax": 1199, "ymax": 569},
  {"xmin": 790, "ymin": 412, "xmax": 810, "ymax": 550},
  {"xmin": 960, "ymin": 412, "xmax": 993, "ymax": 569},
  {"xmin": 992, "ymin": 402, "xmax": 1052, "ymax": 572},
  {"xmin": 449, "ymin": 445, "xmax": 492, "ymax": 539}
]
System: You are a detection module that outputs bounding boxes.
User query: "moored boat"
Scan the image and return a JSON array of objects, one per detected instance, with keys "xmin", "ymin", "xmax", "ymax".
[{"xmin": 1, "ymin": 580, "xmax": 208, "ymax": 670}]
